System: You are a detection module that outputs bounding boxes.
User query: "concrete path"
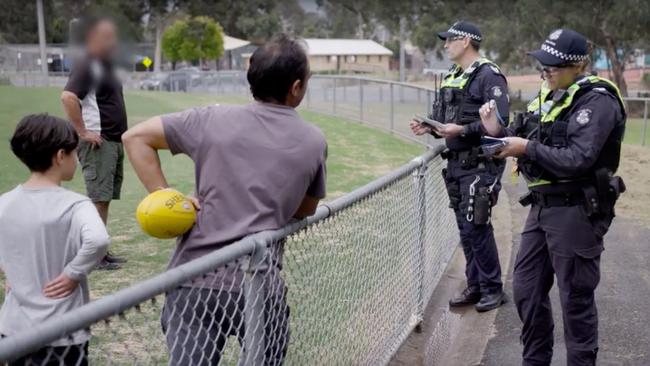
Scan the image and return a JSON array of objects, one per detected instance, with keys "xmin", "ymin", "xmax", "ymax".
[{"xmin": 391, "ymin": 172, "xmax": 650, "ymax": 365}]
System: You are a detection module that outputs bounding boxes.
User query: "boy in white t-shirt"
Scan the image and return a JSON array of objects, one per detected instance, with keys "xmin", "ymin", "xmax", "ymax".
[{"xmin": 0, "ymin": 114, "xmax": 110, "ymax": 365}]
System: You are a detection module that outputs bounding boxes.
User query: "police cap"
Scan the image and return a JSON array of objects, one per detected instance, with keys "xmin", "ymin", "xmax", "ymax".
[
  {"xmin": 437, "ymin": 21, "xmax": 482, "ymax": 42},
  {"xmin": 528, "ymin": 28, "xmax": 589, "ymax": 66}
]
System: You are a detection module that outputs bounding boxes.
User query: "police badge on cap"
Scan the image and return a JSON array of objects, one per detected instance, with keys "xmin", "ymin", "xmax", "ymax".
[{"xmin": 528, "ymin": 28, "xmax": 588, "ymax": 66}]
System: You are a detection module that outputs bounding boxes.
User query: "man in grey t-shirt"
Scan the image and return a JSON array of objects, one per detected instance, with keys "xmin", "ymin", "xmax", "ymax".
[{"xmin": 123, "ymin": 34, "xmax": 326, "ymax": 365}]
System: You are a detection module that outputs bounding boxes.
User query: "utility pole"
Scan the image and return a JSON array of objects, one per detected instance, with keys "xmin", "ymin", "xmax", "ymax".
[
  {"xmin": 36, "ymin": 0, "xmax": 49, "ymax": 83},
  {"xmin": 399, "ymin": 17, "xmax": 406, "ymax": 82}
]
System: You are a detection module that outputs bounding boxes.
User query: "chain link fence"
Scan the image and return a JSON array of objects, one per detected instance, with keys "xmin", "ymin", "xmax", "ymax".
[{"xmin": 0, "ymin": 147, "xmax": 457, "ymax": 365}]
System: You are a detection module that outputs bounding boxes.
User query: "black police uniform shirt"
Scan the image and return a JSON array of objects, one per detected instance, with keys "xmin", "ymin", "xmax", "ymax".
[
  {"xmin": 445, "ymin": 64, "xmax": 509, "ymax": 151},
  {"xmin": 523, "ymin": 80, "xmax": 623, "ymax": 179},
  {"xmin": 64, "ymin": 57, "xmax": 127, "ymax": 143}
]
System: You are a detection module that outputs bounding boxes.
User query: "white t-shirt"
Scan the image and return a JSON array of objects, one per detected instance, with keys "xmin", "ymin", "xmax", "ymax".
[{"xmin": 0, "ymin": 186, "xmax": 110, "ymax": 346}]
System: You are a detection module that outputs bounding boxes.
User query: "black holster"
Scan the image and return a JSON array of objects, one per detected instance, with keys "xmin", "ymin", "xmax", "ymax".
[
  {"xmin": 441, "ymin": 168, "xmax": 461, "ymax": 209},
  {"xmin": 582, "ymin": 169, "xmax": 626, "ymax": 217},
  {"xmin": 473, "ymin": 186, "xmax": 492, "ymax": 225}
]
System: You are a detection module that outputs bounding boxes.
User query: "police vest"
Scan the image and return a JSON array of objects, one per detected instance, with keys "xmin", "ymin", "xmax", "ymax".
[
  {"xmin": 431, "ymin": 58, "xmax": 503, "ymax": 125},
  {"xmin": 518, "ymin": 76, "xmax": 626, "ymax": 187}
]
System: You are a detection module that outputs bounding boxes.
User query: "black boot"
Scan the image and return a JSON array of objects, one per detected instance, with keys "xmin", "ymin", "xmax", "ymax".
[
  {"xmin": 475, "ymin": 291, "xmax": 507, "ymax": 312},
  {"xmin": 449, "ymin": 286, "xmax": 481, "ymax": 307}
]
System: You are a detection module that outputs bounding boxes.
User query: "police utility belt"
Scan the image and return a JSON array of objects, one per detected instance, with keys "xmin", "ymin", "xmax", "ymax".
[
  {"xmin": 519, "ymin": 173, "xmax": 626, "ymax": 217},
  {"xmin": 441, "ymin": 147, "xmax": 496, "ymax": 170}
]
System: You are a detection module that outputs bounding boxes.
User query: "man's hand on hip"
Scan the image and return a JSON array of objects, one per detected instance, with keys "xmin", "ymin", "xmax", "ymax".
[{"xmin": 80, "ymin": 130, "xmax": 103, "ymax": 147}]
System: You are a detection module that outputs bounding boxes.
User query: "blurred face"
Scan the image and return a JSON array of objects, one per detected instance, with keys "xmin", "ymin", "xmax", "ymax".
[
  {"xmin": 444, "ymin": 36, "xmax": 470, "ymax": 62},
  {"xmin": 86, "ymin": 20, "xmax": 118, "ymax": 60},
  {"xmin": 537, "ymin": 63, "xmax": 582, "ymax": 90},
  {"xmin": 55, "ymin": 148, "xmax": 78, "ymax": 181}
]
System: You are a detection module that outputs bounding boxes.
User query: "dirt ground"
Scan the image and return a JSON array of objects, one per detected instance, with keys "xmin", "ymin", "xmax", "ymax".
[{"xmin": 615, "ymin": 145, "xmax": 650, "ymax": 226}]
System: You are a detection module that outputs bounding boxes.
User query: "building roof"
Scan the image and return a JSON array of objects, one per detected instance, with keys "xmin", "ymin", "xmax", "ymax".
[
  {"xmin": 303, "ymin": 39, "xmax": 393, "ymax": 56},
  {"xmin": 224, "ymin": 35, "xmax": 250, "ymax": 51}
]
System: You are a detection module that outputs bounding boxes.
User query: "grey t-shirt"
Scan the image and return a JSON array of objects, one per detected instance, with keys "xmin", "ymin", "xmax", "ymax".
[
  {"xmin": 162, "ymin": 101, "xmax": 327, "ymax": 281},
  {"xmin": 0, "ymin": 186, "xmax": 110, "ymax": 346}
]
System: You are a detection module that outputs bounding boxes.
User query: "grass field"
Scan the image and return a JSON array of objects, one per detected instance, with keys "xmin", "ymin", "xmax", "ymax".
[{"xmin": 0, "ymin": 85, "xmax": 423, "ymax": 299}]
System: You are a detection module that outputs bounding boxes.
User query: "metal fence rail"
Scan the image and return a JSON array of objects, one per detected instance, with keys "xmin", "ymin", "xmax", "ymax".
[
  {"xmin": 0, "ymin": 147, "xmax": 457, "ymax": 365},
  {"xmin": 6, "ymin": 71, "xmax": 649, "ymax": 146}
]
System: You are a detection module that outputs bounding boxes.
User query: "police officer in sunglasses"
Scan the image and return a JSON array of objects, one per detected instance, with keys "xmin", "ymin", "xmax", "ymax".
[{"xmin": 480, "ymin": 28, "xmax": 626, "ymax": 366}]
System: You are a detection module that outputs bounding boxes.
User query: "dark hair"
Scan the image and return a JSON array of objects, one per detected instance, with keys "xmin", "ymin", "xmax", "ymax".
[
  {"xmin": 82, "ymin": 15, "xmax": 115, "ymax": 41},
  {"xmin": 247, "ymin": 34, "xmax": 309, "ymax": 103},
  {"xmin": 10, "ymin": 114, "xmax": 79, "ymax": 172},
  {"xmin": 470, "ymin": 39, "xmax": 480, "ymax": 51}
]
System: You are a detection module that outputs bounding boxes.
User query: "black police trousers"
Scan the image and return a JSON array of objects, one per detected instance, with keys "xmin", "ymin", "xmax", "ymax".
[
  {"xmin": 513, "ymin": 203, "xmax": 613, "ymax": 366},
  {"xmin": 444, "ymin": 158, "xmax": 503, "ymax": 294}
]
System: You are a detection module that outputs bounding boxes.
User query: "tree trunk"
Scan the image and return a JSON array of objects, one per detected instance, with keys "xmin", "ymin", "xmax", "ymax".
[
  {"xmin": 602, "ymin": 32, "xmax": 628, "ymax": 96},
  {"xmin": 154, "ymin": 17, "xmax": 163, "ymax": 73}
]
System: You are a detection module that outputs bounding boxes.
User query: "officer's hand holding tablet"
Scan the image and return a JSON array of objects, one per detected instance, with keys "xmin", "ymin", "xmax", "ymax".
[
  {"xmin": 479, "ymin": 99, "xmax": 528, "ymax": 158},
  {"xmin": 411, "ymin": 115, "xmax": 464, "ymax": 138}
]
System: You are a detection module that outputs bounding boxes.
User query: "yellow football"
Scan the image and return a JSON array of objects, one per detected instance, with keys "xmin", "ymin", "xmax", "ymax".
[{"xmin": 136, "ymin": 189, "xmax": 197, "ymax": 239}]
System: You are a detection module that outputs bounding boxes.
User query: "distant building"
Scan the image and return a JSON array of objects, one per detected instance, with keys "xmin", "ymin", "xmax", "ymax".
[
  {"xmin": 303, "ymin": 39, "xmax": 393, "ymax": 73},
  {"xmin": 216, "ymin": 35, "xmax": 253, "ymax": 70}
]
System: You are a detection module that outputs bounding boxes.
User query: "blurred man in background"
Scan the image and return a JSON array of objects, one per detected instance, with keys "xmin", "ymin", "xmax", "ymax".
[{"xmin": 61, "ymin": 16, "xmax": 127, "ymax": 270}]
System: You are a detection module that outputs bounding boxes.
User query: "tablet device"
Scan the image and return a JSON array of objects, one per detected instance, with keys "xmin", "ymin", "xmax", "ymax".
[
  {"xmin": 414, "ymin": 115, "xmax": 445, "ymax": 131},
  {"xmin": 480, "ymin": 137, "xmax": 508, "ymax": 156}
]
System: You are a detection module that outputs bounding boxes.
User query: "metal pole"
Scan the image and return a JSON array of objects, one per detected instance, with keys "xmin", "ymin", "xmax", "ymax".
[
  {"xmin": 306, "ymin": 84, "xmax": 311, "ymax": 109},
  {"xmin": 359, "ymin": 79, "xmax": 364, "ymax": 122},
  {"xmin": 36, "ymin": 0, "xmax": 49, "ymax": 85},
  {"xmin": 427, "ymin": 90, "xmax": 433, "ymax": 117},
  {"xmin": 412, "ymin": 161, "xmax": 428, "ymax": 331},
  {"xmin": 333, "ymin": 78, "xmax": 337, "ymax": 113},
  {"xmin": 399, "ymin": 17, "xmax": 406, "ymax": 83},
  {"xmin": 642, "ymin": 100, "xmax": 648, "ymax": 146},
  {"xmin": 241, "ymin": 243, "xmax": 268, "ymax": 366},
  {"xmin": 390, "ymin": 83, "xmax": 394, "ymax": 133}
]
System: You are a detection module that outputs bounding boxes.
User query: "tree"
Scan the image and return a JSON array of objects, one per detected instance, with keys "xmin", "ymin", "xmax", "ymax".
[
  {"xmin": 179, "ymin": 16, "xmax": 224, "ymax": 66},
  {"xmin": 146, "ymin": 0, "xmax": 185, "ymax": 72},
  {"xmin": 162, "ymin": 17, "xmax": 224, "ymax": 68},
  {"xmin": 411, "ymin": 0, "xmax": 650, "ymax": 96},
  {"xmin": 179, "ymin": 0, "xmax": 288, "ymax": 44},
  {"xmin": 161, "ymin": 20, "xmax": 185, "ymax": 70}
]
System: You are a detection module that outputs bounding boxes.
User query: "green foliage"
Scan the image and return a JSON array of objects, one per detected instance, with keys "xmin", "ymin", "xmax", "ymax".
[
  {"xmin": 180, "ymin": 0, "xmax": 287, "ymax": 44},
  {"xmin": 162, "ymin": 17, "xmax": 224, "ymax": 63},
  {"xmin": 235, "ymin": 12, "xmax": 282, "ymax": 45},
  {"xmin": 162, "ymin": 20, "xmax": 185, "ymax": 63}
]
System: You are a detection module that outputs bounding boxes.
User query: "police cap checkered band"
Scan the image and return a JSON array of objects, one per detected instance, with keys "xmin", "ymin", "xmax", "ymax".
[
  {"xmin": 527, "ymin": 28, "xmax": 589, "ymax": 66},
  {"xmin": 540, "ymin": 44, "xmax": 588, "ymax": 62},
  {"xmin": 437, "ymin": 21, "xmax": 482, "ymax": 42}
]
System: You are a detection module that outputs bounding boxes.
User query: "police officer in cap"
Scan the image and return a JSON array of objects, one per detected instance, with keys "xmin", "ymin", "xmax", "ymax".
[
  {"xmin": 410, "ymin": 20, "xmax": 509, "ymax": 312},
  {"xmin": 479, "ymin": 29, "xmax": 626, "ymax": 365}
]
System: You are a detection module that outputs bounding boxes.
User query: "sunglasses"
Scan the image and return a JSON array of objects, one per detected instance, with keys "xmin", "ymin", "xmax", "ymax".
[
  {"xmin": 535, "ymin": 62, "xmax": 575, "ymax": 75},
  {"xmin": 444, "ymin": 36, "xmax": 466, "ymax": 44}
]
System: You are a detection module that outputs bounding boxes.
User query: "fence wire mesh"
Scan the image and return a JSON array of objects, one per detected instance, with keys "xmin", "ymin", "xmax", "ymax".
[{"xmin": 0, "ymin": 149, "xmax": 456, "ymax": 366}]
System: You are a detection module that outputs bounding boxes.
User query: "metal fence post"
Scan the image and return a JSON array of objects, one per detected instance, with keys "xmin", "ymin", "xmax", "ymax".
[
  {"xmin": 642, "ymin": 100, "xmax": 648, "ymax": 147},
  {"xmin": 307, "ymin": 85, "xmax": 311, "ymax": 109},
  {"xmin": 412, "ymin": 160, "xmax": 428, "ymax": 331},
  {"xmin": 333, "ymin": 78, "xmax": 337, "ymax": 113},
  {"xmin": 241, "ymin": 243, "xmax": 268, "ymax": 366},
  {"xmin": 390, "ymin": 83, "xmax": 394, "ymax": 133},
  {"xmin": 359, "ymin": 79, "xmax": 364, "ymax": 122}
]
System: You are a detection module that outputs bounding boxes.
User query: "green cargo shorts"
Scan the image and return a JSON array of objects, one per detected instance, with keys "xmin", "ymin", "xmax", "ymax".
[{"xmin": 77, "ymin": 140, "xmax": 124, "ymax": 202}]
